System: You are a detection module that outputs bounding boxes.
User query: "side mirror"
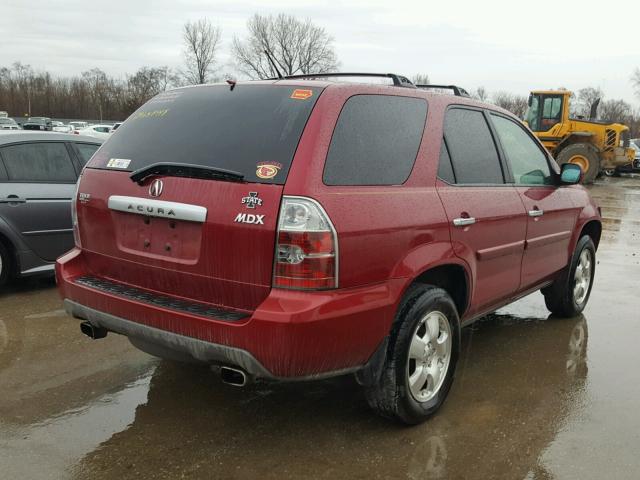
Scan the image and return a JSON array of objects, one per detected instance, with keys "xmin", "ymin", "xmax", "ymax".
[{"xmin": 560, "ymin": 163, "xmax": 582, "ymax": 184}]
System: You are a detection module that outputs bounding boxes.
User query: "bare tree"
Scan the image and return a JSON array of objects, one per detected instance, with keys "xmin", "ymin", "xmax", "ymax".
[
  {"xmin": 599, "ymin": 99, "xmax": 631, "ymax": 122},
  {"xmin": 182, "ymin": 19, "xmax": 222, "ymax": 84},
  {"xmin": 125, "ymin": 66, "xmax": 175, "ymax": 110},
  {"xmin": 472, "ymin": 86, "xmax": 488, "ymax": 102},
  {"xmin": 575, "ymin": 87, "xmax": 603, "ymax": 118},
  {"xmin": 232, "ymin": 13, "xmax": 339, "ymax": 79},
  {"xmin": 412, "ymin": 73, "xmax": 429, "ymax": 85},
  {"xmin": 491, "ymin": 91, "xmax": 528, "ymax": 118},
  {"xmin": 632, "ymin": 68, "xmax": 640, "ymax": 99}
]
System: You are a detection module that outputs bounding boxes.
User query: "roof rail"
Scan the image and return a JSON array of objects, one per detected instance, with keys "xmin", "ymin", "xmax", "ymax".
[
  {"xmin": 416, "ymin": 84, "xmax": 470, "ymax": 97},
  {"xmin": 278, "ymin": 72, "xmax": 416, "ymax": 88}
]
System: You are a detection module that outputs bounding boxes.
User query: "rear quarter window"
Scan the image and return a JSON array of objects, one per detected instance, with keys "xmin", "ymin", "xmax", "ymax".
[
  {"xmin": 323, "ymin": 95, "xmax": 427, "ymax": 186},
  {"xmin": 74, "ymin": 142, "xmax": 101, "ymax": 166}
]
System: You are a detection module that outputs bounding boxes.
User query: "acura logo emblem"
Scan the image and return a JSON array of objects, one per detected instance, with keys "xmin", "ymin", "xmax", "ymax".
[{"xmin": 149, "ymin": 179, "xmax": 163, "ymax": 197}]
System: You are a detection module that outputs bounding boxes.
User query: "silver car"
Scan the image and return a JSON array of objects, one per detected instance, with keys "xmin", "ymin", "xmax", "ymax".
[{"xmin": 0, "ymin": 132, "xmax": 102, "ymax": 287}]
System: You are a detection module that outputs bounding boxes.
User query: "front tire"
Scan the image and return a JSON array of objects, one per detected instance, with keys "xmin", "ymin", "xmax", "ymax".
[
  {"xmin": 542, "ymin": 235, "xmax": 596, "ymax": 317},
  {"xmin": 557, "ymin": 143, "xmax": 600, "ymax": 184},
  {"xmin": 364, "ymin": 285, "xmax": 460, "ymax": 424}
]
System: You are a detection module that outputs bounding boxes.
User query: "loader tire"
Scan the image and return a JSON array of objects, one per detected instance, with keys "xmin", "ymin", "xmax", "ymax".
[{"xmin": 557, "ymin": 143, "xmax": 600, "ymax": 184}]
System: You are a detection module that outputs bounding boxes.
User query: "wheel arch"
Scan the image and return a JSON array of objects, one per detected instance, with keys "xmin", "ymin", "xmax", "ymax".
[
  {"xmin": 409, "ymin": 263, "xmax": 470, "ymax": 319},
  {"xmin": 555, "ymin": 133, "xmax": 598, "ymax": 156},
  {"xmin": 579, "ymin": 219, "xmax": 602, "ymax": 250}
]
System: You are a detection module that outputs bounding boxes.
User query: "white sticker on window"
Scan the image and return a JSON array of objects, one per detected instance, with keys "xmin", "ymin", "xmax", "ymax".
[{"xmin": 106, "ymin": 158, "xmax": 131, "ymax": 169}]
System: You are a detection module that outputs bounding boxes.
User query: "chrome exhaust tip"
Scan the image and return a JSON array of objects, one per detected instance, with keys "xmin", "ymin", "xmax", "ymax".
[
  {"xmin": 220, "ymin": 366, "xmax": 249, "ymax": 387},
  {"xmin": 80, "ymin": 321, "xmax": 108, "ymax": 340}
]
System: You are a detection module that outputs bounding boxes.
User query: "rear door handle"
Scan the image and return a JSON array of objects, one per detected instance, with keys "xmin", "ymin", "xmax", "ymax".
[
  {"xmin": 528, "ymin": 209, "xmax": 544, "ymax": 217},
  {"xmin": 0, "ymin": 195, "xmax": 26, "ymax": 204},
  {"xmin": 453, "ymin": 217, "xmax": 476, "ymax": 227}
]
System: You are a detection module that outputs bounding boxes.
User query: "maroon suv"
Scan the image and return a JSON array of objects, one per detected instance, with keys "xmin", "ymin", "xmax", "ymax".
[{"xmin": 56, "ymin": 74, "xmax": 600, "ymax": 424}]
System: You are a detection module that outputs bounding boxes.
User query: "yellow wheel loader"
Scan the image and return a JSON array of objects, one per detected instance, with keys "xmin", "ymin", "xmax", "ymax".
[{"xmin": 524, "ymin": 90, "xmax": 635, "ymax": 183}]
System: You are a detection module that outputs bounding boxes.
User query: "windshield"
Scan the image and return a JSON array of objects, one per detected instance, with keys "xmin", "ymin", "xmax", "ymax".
[
  {"xmin": 0, "ymin": 118, "xmax": 16, "ymax": 124},
  {"xmin": 88, "ymin": 84, "xmax": 323, "ymax": 184}
]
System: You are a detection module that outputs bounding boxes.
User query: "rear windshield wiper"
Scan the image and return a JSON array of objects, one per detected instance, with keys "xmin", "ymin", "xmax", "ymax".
[{"xmin": 130, "ymin": 162, "xmax": 245, "ymax": 185}]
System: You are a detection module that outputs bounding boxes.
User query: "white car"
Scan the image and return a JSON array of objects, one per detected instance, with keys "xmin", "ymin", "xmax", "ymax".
[
  {"xmin": 0, "ymin": 117, "xmax": 20, "ymax": 130},
  {"xmin": 51, "ymin": 121, "xmax": 73, "ymax": 133},
  {"xmin": 68, "ymin": 121, "xmax": 89, "ymax": 131},
  {"xmin": 77, "ymin": 124, "xmax": 112, "ymax": 140}
]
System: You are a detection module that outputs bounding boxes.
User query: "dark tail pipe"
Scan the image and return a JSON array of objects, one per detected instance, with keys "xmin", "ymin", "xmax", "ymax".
[{"xmin": 80, "ymin": 321, "xmax": 108, "ymax": 339}]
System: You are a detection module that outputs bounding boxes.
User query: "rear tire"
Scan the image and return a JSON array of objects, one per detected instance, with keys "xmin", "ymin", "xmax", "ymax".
[
  {"xmin": 364, "ymin": 285, "xmax": 460, "ymax": 425},
  {"xmin": 557, "ymin": 143, "xmax": 600, "ymax": 184},
  {"xmin": 542, "ymin": 235, "xmax": 596, "ymax": 317},
  {"xmin": 0, "ymin": 242, "xmax": 12, "ymax": 289}
]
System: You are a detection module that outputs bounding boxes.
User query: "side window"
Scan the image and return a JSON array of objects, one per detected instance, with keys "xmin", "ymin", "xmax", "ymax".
[
  {"xmin": 74, "ymin": 143, "xmax": 100, "ymax": 166},
  {"xmin": 0, "ymin": 142, "xmax": 77, "ymax": 182},
  {"xmin": 444, "ymin": 108, "xmax": 504, "ymax": 184},
  {"xmin": 491, "ymin": 114, "xmax": 553, "ymax": 185},
  {"xmin": 437, "ymin": 141, "xmax": 455, "ymax": 183},
  {"xmin": 323, "ymin": 95, "xmax": 427, "ymax": 185}
]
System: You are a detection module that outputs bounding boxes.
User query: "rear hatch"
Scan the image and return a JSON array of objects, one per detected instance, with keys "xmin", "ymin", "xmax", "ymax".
[{"xmin": 78, "ymin": 83, "xmax": 322, "ymax": 312}]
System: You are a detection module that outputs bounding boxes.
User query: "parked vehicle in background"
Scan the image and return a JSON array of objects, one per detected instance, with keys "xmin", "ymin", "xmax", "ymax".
[
  {"xmin": 22, "ymin": 117, "xmax": 53, "ymax": 131},
  {"xmin": 57, "ymin": 75, "xmax": 601, "ymax": 424},
  {"xmin": 0, "ymin": 132, "xmax": 102, "ymax": 288},
  {"xmin": 524, "ymin": 90, "xmax": 634, "ymax": 182},
  {"xmin": 68, "ymin": 121, "xmax": 89, "ymax": 131},
  {"xmin": 52, "ymin": 121, "xmax": 73, "ymax": 133},
  {"xmin": 76, "ymin": 124, "xmax": 112, "ymax": 140},
  {"xmin": 0, "ymin": 111, "xmax": 8, "ymax": 118},
  {"xmin": 616, "ymin": 139, "xmax": 640, "ymax": 174},
  {"xmin": 111, "ymin": 122, "xmax": 124, "ymax": 131},
  {"xmin": 0, "ymin": 118, "xmax": 20, "ymax": 130}
]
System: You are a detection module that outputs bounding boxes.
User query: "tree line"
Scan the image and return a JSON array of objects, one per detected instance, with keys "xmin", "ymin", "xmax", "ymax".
[{"xmin": 1, "ymin": 12, "xmax": 639, "ymax": 135}]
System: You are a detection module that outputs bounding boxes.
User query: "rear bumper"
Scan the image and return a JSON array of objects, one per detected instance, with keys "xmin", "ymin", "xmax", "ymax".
[{"xmin": 57, "ymin": 248, "xmax": 404, "ymax": 379}]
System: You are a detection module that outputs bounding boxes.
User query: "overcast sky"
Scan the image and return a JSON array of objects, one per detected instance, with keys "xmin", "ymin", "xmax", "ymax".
[{"xmin": 2, "ymin": 0, "xmax": 639, "ymax": 106}]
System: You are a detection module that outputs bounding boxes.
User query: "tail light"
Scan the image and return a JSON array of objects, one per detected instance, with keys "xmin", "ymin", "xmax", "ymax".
[
  {"xmin": 71, "ymin": 176, "xmax": 82, "ymax": 248},
  {"xmin": 274, "ymin": 196, "xmax": 338, "ymax": 290}
]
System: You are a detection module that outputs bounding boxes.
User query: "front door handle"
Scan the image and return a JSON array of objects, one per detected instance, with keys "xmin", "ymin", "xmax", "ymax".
[
  {"xmin": 0, "ymin": 195, "xmax": 26, "ymax": 204},
  {"xmin": 528, "ymin": 209, "xmax": 544, "ymax": 217},
  {"xmin": 453, "ymin": 217, "xmax": 476, "ymax": 227}
]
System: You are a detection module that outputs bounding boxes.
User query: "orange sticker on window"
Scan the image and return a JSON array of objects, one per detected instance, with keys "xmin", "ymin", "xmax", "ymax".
[
  {"xmin": 291, "ymin": 89, "xmax": 313, "ymax": 100},
  {"xmin": 256, "ymin": 162, "xmax": 282, "ymax": 179}
]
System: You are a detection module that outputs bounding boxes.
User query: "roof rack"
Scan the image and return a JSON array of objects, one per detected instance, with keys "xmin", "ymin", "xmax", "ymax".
[
  {"xmin": 278, "ymin": 72, "xmax": 416, "ymax": 88},
  {"xmin": 416, "ymin": 84, "xmax": 470, "ymax": 97}
]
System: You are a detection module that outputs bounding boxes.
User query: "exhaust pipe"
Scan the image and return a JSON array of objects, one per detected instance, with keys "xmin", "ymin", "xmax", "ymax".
[
  {"xmin": 220, "ymin": 366, "xmax": 249, "ymax": 387},
  {"xmin": 80, "ymin": 321, "xmax": 108, "ymax": 340}
]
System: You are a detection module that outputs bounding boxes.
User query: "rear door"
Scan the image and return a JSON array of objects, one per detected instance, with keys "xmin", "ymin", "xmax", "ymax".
[
  {"xmin": 0, "ymin": 141, "xmax": 79, "ymax": 261},
  {"xmin": 436, "ymin": 107, "xmax": 527, "ymax": 316},
  {"xmin": 77, "ymin": 84, "xmax": 322, "ymax": 311},
  {"xmin": 489, "ymin": 113, "xmax": 579, "ymax": 288}
]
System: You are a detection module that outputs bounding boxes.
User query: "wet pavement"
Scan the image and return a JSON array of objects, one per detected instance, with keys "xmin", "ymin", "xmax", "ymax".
[{"xmin": 1, "ymin": 176, "xmax": 639, "ymax": 479}]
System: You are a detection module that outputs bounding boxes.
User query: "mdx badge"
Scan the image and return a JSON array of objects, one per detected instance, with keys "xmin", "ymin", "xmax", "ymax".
[
  {"xmin": 234, "ymin": 213, "xmax": 265, "ymax": 225},
  {"xmin": 241, "ymin": 192, "xmax": 262, "ymax": 209},
  {"xmin": 149, "ymin": 179, "xmax": 163, "ymax": 197}
]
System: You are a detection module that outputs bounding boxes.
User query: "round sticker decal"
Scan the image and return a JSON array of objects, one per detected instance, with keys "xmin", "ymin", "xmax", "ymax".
[{"xmin": 256, "ymin": 162, "xmax": 282, "ymax": 179}]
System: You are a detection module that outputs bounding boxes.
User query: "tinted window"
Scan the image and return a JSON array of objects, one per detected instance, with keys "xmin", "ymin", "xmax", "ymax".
[
  {"xmin": 444, "ymin": 109, "xmax": 504, "ymax": 184},
  {"xmin": 437, "ymin": 141, "xmax": 455, "ymax": 183},
  {"xmin": 323, "ymin": 95, "xmax": 427, "ymax": 185},
  {"xmin": 74, "ymin": 143, "xmax": 100, "ymax": 165},
  {"xmin": 0, "ymin": 142, "xmax": 76, "ymax": 182},
  {"xmin": 88, "ymin": 85, "xmax": 321, "ymax": 185},
  {"xmin": 491, "ymin": 114, "xmax": 553, "ymax": 185}
]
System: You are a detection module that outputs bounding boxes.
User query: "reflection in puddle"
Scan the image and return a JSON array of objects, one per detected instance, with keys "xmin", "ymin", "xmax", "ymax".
[{"xmin": 0, "ymin": 368, "xmax": 155, "ymax": 480}]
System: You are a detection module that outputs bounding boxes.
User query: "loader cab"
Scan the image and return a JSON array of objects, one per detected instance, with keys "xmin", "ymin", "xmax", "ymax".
[{"xmin": 525, "ymin": 91, "xmax": 570, "ymax": 133}]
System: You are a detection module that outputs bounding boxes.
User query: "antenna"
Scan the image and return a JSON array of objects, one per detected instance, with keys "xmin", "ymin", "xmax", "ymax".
[{"xmin": 264, "ymin": 49, "xmax": 283, "ymax": 79}]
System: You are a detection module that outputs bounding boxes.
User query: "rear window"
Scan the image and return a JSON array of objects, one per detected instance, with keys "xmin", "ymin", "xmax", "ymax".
[
  {"xmin": 323, "ymin": 95, "xmax": 427, "ymax": 185},
  {"xmin": 74, "ymin": 142, "xmax": 100, "ymax": 166},
  {"xmin": 88, "ymin": 84, "xmax": 322, "ymax": 184}
]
